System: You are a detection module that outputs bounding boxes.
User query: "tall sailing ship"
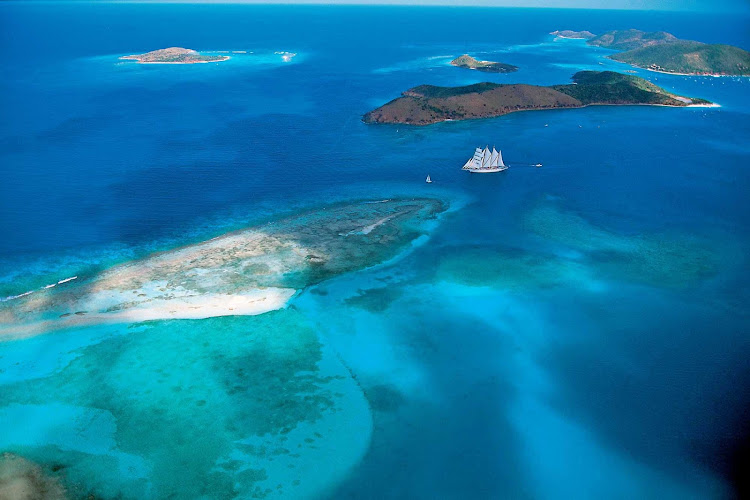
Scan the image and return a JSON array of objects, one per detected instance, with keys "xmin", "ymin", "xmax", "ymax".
[{"xmin": 462, "ymin": 146, "xmax": 508, "ymax": 173}]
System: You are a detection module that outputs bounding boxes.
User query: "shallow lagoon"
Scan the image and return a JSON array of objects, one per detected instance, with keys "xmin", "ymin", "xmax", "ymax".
[{"xmin": 0, "ymin": 311, "xmax": 372, "ymax": 499}]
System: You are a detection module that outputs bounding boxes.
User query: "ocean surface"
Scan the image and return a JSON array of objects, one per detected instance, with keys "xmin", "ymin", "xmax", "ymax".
[{"xmin": 1, "ymin": 3, "xmax": 749, "ymax": 499}]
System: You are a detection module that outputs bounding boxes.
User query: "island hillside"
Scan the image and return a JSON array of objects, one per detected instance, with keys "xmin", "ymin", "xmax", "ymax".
[
  {"xmin": 588, "ymin": 30, "xmax": 678, "ymax": 51},
  {"xmin": 450, "ymin": 54, "xmax": 518, "ymax": 73},
  {"xmin": 609, "ymin": 41, "xmax": 750, "ymax": 75},
  {"xmin": 121, "ymin": 47, "xmax": 229, "ymax": 64},
  {"xmin": 560, "ymin": 29, "xmax": 750, "ymax": 75},
  {"xmin": 362, "ymin": 71, "xmax": 711, "ymax": 125},
  {"xmin": 550, "ymin": 30, "xmax": 596, "ymax": 40}
]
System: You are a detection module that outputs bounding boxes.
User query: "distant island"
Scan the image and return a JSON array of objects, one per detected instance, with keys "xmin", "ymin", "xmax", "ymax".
[
  {"xmin": 120, "ymin": 47, "xmax": 230, "ymax": 64},
  {"xmin": 450, "ymin": 54, "xmax": 518, "ymax": 73},
  {"xmin": 274, "ymin": 51, "xmax": 297, "ymax": 62},
  {"xmin": 550, "ymin": 30, "xmax": 595, "ymax": 40},
  {"xmin": 587, "ymin": 29, "xmax": 679, "ymax": 51},
  {"xmin": 555, "ymin": 28, "xmax": 750, "ymax": 76},
  {"xmin": 609, "ymin": 41, "xmax": 750, "ymax": 76},
  {"xmin": 363, "ymin": 71, "xmax": 712, "ymax": 125}
]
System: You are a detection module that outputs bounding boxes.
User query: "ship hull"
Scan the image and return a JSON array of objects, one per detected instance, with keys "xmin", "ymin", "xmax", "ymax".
[{"xmin": 463, "ymin": 166, "xmax": 509, "ymax": 173}]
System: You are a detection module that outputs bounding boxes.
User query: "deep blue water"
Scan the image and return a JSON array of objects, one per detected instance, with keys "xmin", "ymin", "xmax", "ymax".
[{"xmin": 1, "ymin": 3, "xmax": 749, "ymax": 499}]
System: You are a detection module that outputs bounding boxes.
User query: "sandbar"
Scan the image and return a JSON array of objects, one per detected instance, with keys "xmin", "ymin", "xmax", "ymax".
[{"xmin": 0, "ymin": 198, "xmax": 446, "ymax": 339}]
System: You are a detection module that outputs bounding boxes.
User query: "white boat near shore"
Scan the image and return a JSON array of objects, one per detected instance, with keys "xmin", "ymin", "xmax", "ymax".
[{"xmin": 462, "ymin": 146, "xmax": 508, "ymax": 173}]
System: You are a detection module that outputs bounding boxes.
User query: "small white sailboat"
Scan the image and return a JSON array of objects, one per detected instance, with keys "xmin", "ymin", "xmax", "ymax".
[
  {"xmin": 426, "ymin": 175, "xmax": 432, "ymax": 183},
  {"xmin": 462, "ymin": 146, "xmax": 508, "ymax": 173}
]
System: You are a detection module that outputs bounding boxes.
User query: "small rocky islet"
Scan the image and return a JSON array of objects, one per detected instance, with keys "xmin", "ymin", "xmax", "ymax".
[
  {"xmin": 450, "ymin": 54, "xmax": 518, "ymax": 73},
  {"xmin": 550, "ymin": 30, "xmax": 596, "ymax": 39},
  {"xmin": 120, "ymin": 47, "xmax": 229, "ymax": 64}
]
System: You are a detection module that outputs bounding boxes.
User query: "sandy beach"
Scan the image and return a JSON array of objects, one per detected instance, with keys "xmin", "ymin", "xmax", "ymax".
[
  {"xmin": 0, "ymin": 198, "xmax": 445, "ymax": 341},
  {"xmin": 645, "ymin": 67, "xmax": 748, "ymax": 77}
]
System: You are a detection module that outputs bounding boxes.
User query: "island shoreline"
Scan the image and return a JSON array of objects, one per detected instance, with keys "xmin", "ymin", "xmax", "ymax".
[
  {"xmin": 120, "ymin": 55, "xmax": 231, "ymax": 64},
  {"xmin": 363, "ymin": 71, "xmax": 715, "ymax": 125},
  {"xmin": 363, "ymin": 100, "xmax": 720, "ymax": 126},
  {"xmin": 119, "ymin": 47, "xmax": 231, "ymax": 64},
  {"xmin": 644, "ymin": 67, "xmax": 748, "ymax": 77}
]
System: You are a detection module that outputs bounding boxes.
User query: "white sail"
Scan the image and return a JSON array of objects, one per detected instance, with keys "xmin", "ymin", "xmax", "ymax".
[
  {"xmin": 471, "ymin": 148, "xmax": 483, "ymax": 169},
  {"xmin": 490, "ymin": 148, "xmax": 499, "ymax": 167},
  {"xmin": 497, "ymin": 149, "xmax": 505, "ymax": 167},
  {"xmin": 481, "ymin": 147, "xmax": 491, "ymax": 168}
]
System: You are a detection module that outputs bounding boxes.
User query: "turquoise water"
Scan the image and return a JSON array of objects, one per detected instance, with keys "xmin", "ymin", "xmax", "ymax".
[{"xmin": 1, "ymin": 3, "xmax": 749, "ymax": 499}]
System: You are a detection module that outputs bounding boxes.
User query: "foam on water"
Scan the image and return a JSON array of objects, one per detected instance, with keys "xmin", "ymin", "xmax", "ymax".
[{"xmin": 373, "ymin": 55, "xmax": 455, "ymax": 74}]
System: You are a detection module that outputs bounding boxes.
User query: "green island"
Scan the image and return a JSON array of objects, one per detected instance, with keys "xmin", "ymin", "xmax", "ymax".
[
  {"xmin": 608, "ymin": 41, "xmax": 750, "ymax": 76},
  {"xmin": 588, "ymin": 29, "xmax": 679, "ymax": 51},
  {"xmin": 556, "ymin": 28, "xmax": 750, "ymax": 75},
  {"xmin": 363, "ymin": 70, "xmax": 712, "ymax": 125},
  {"xmin": 550, "ymin": 30, "xmax": 596, "ymax": 40},
  {"xmin": 120, "ymin": 47, "xmax": 230, "ymax": 64},
  {"xmin": 450, "ymin": 54, "xmax": 518, "ymax": 73}
]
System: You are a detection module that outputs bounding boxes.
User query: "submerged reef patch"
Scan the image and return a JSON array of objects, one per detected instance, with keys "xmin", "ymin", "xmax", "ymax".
[
  {"xmin": 364, "ymin": 384, "xmax": 407, "ymax": 413},
  {"xmin": 0, "ymin": 453, "xmax": 67, "ymax": 500},
  {"xmin": 0, "ymin": 310, "xmax": 372, "ymax": 498},
  {"xmin": 523, "ymin": 203, "xmax": 721, "ymax": 288},
  {"xmin": 436, "ymin": 202, "xmax": 724, "ymax": 292},
  {"xmin": 343, "ymin": 286, "xmax": 405, "ymax": 313},
  {"xmin": 0, "ymin": 198, "xmax": 446, "ymax": 339},
  {"xmin": 435, "ymin": 246, "xmax": 597, "ymax": 290}
]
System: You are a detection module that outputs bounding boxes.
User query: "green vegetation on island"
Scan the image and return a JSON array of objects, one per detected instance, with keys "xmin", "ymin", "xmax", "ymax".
[
  {"xmin": 362, "ymin": 71, "xmax": 711, "ymax": 125},
  {"xmin": 450, "ymin": 54, "xmax": 518, "ymax": 73},
  {"xmin": 564, "ymin": 29, "xmax": 750, "ymax": 76},
  {"xmin": 609, "ymin": 41, "xmax": 750, "ymax": 75},
  {"xmin": 120, "ymin": 47, "xmax": 229, "ymax": 64},
  {"xmin": 553, "ymin": 70, "xmax": 712, "ymax": 105},
  {"xmin": 588, "ymin": 29, "xmax": 678, "ymax": 51},
  {"xmin": 550, "ymin": 30, "xmax": 596, "ymax": 40}
]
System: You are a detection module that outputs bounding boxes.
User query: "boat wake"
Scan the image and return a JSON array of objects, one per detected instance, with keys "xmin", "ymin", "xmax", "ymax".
[{"xmin": 1, "ymin": 276, "xmax": 78, "ymax": 303}]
